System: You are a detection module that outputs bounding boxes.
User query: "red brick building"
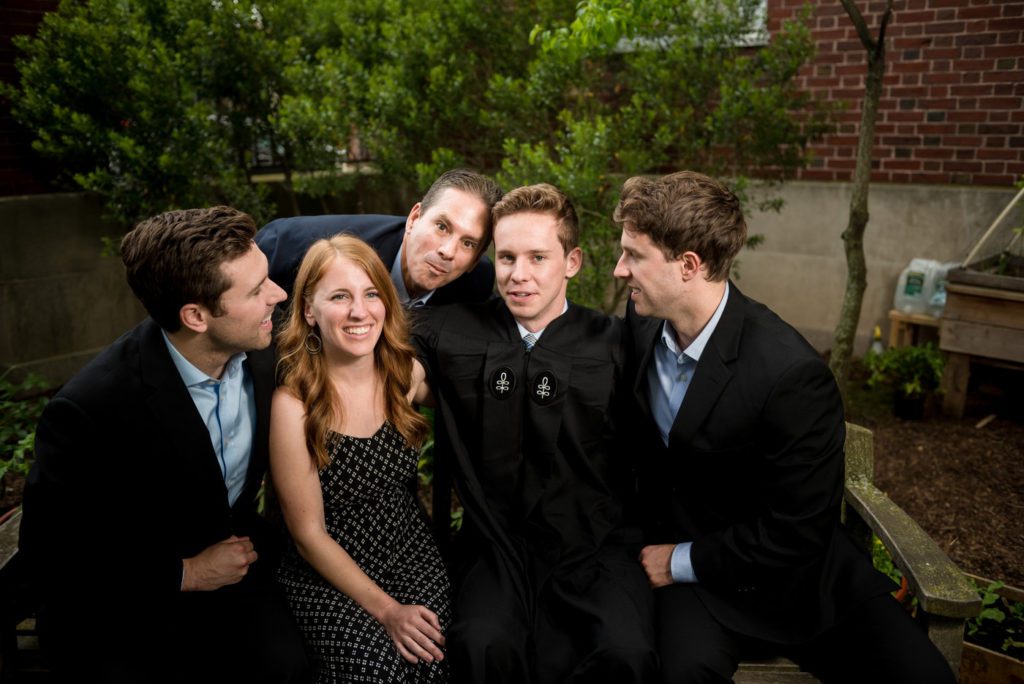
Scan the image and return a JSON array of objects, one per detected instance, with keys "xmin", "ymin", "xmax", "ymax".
[{"xmin": 768, "ymin": 0, "xmax": 1024, "ymax": 187}]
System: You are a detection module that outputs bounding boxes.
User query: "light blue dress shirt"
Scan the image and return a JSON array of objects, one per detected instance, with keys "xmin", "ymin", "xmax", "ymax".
[
  {"xmin": 645, "ymin": 284, "xmax": 729, "ymax": 583},
  {"xmin": 163, "ymin": 333, "xmax": 255, "ymax": 507},
  {"xmin": 391, "ymin": 243, "xmax": 436, "ymax": 308}
]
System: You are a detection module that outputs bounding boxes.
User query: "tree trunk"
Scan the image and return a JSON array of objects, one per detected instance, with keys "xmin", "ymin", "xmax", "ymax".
[{"xmin": 830, "ymin": 1, "xmax": 893, "ymax": 403}]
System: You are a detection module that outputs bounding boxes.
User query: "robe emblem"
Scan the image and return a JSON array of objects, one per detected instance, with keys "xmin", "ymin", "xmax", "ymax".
[
  {"xmin": 531, "ymin": 371, "xmax": 557, "ymax": 405},
  {"xmin": 489, "ymin": 366, "xmax": 517, "ymax": 400}
]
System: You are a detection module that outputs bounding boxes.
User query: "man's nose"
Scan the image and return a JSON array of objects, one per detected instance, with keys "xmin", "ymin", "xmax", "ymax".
[
  {"xmin": 437, "ymin": 235, "xmax": 457, "ymax": 260},
  {"xmin": 613, "ymin": 254, "xmax": 628, "ymax": 279},
  {"xmin": 268, "ymin": 279, "xmax": 287, "ymax": 305},
  {"xmin": 511, "ymin": 259, "xmax": 529, "ymax": 282}
]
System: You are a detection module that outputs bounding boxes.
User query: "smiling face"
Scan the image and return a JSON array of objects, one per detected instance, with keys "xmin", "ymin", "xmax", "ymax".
[
  {"xmin": 304, "ymin": 256, "xmax": 386, "ymax": 362},
  {"xmin": 204, "ymin": 243, "xmax": 286, "ymax": 354},
  {"xmin": 401, "ymin": 187, "xmax": 489, "ymax": 297},
  {"xmin": 494, "ymin": 211, "xmax": 582, "ymax": 333},
  {"xmin": 613, "ymin": 224, "xmax": 683, "ymax": 320}
]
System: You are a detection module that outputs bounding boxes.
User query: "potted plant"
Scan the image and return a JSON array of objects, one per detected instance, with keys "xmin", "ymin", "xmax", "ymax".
[
  {"xmin": 960, "ymin": 579, "xmax": 1024, "ymax": 684},
  {"xmin": 865, "ymin": 343, "xmax": 946, "ymax": 419}
]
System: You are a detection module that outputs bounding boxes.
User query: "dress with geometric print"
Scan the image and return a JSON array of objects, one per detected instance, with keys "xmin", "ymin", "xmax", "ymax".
[{"xmin": 276, "ymin": 421, "xmax": 451, "ymax": 683}]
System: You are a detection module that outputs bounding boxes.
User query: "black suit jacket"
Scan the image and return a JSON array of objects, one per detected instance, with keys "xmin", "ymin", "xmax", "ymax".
[
  {"xmin": 255, "ymin": 214, "xmax": 495, "ymax": 303},
  {"xmin": 627, "ymin": 284, "xmax": 892, "ymax": 644},
  {"xmin": 19, "ymin": 318, "xmax": 276, "ymax": 642}
]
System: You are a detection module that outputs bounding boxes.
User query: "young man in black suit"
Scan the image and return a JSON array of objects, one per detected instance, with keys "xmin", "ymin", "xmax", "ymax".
[
  {"xmin": 613, "ymin": 171, "xmax": 955, "ymax": 683},
  {"xmin": 255, "ymin": 168, "xmax": 502, "ymax": 307},
  {"xmin": 20, "ymin": 207, "xmax": 309, "ymax": 682}
]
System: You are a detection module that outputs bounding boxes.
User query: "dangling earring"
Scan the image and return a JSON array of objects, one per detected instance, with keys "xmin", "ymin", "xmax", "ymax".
[{"xmin": 304, "ymin": 329, "xmax": 322, "ymax": 354}]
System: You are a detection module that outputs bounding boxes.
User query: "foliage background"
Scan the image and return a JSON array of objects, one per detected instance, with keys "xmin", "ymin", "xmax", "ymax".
[{"xmin": 5, "ymin": 0, "xmax": 834, "ymax": 311}]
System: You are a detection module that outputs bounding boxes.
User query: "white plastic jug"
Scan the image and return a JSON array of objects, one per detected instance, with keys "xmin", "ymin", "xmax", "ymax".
[
  {"xmin": 928, "ymin": 261, "xmax": 961, "ymax": 317},
  {"xmin": 893, "ymin": 259, "xmax": 943, "ymax": 315}
]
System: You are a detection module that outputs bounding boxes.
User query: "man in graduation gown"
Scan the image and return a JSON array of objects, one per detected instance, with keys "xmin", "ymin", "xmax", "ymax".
[
  {"xmin": 613, "ymin": 171, "xmax": 955, "ymax": 683},
  {"xmin": 415, "ymin": 184, "xmax": 657, "ymax": 684},
  {"xmin": 255, "ymin": 168, "xmax": 502, "ymax": 307}
]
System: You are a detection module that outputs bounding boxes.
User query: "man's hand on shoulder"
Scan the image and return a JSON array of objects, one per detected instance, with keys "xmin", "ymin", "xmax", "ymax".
[
  {"xmin": 640, "ymin": 544, "xmax": 676, "ymax": 588},
  {"xmin": 181, "ymin": 535, "xmax": 257, "ymax": 591}
]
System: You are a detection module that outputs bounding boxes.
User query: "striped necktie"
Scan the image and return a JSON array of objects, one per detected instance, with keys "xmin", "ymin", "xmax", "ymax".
[{"xmin": 522, "ymin": 333, "xmax": 537, "ymax": 351}]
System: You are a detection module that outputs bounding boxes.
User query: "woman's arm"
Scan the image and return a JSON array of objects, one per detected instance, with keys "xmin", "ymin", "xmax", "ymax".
[{"xmin": 269, "ymin": 387, "xmax": 444, "ymax": 663}]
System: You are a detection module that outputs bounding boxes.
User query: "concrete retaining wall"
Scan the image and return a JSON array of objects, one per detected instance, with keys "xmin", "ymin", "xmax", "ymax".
[
  {"xmin": 741, "ymin": 180, "xmax": 1023, "ymax": 353},
  {"xmin": 0, "ymin": 193, "xmax": 144, "ymax": 386},
  {"xmin": 3, "ymin": 182, "xmax": 1021, "ymax": 388}
]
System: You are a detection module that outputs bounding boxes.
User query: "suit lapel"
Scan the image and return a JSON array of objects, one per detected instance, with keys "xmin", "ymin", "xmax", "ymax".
[
  {"xmin": 668, "ymin": 283, "xmax": 745, "ymax": 446},
  {"xmin": 627, "ymin": 302, "xmax": 660, "ymax": 421},
  {"xmin": 137, "ymin": 320, "xmax": 230, "ymax": 505},
  {"xmin": 242, "ymin": 347, "xmax": 275, "ymax": 505}
]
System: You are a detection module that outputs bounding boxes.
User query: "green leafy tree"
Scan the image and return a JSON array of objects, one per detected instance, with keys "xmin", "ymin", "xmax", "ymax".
[
  {"xmin": 7, "ymin": 0, "xmax": 830, "ymax": 277},
  {"xmin": 4, "ymin": 0, "xmax": 335, "ymax": 225},
  {"xmin": 276, "ymin": 0, "xmax": 544, "ymax": 196},
  {"xmin": 498, "ymin": 0, "xmax": 833, "ymax": 310}
]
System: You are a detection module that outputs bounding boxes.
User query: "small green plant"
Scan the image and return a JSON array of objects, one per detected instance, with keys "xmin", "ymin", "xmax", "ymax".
[
  {"xmin": 0, "ymin": 371, "xmax": 50, "ymax": 482},
  {"xmin": 871, "ymin": 536, "xmax": 902, "ymax": 585},
  {"xmin": 966, "ymin": 580, "xmax": 1024, "ymax": 659},
  {"xmin": 865, "ymin": 343, "xmax": 945, "ymax": 400}
]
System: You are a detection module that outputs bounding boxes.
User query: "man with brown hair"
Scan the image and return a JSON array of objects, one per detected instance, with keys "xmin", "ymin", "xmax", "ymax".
[
  {"xmin": 415, "ymin": 184, "xmax": 656, "ymax": 684},
  {"xmin": 256, "ymin": 168, "xmax": 502, "ymax": 307},
  {"xmin": 20, "ymin": 207, "xmax": 309, "ymax": 682},
  {"xmin": 614, "ymin": 171, "xmax": 954, "ymax": 683}
]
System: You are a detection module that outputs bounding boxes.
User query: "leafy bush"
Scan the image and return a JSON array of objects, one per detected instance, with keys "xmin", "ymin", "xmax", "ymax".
[
  {"xmin": 7, "ymin": 0, "xmax": 832, "ymax": 312},
  {"xmin": 0, "ymin": 372, "xmax": 50, "ymax": 482},
  {"xmin": 865, "ymin": 343, "xmax": 945, "ymax": 399},
  {"xmin": 967, "ymin": 580, "xmax": 1024, "ymax": 659}
]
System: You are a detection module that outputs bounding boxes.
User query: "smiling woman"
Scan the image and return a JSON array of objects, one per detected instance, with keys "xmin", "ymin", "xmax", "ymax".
[
  {"xmin": 303, "ymin": 256, "xmax": 387, "ymax": 366},
  {"xmin": 269, "ymin": 234, "xmax": 450, "ymax": 683}
]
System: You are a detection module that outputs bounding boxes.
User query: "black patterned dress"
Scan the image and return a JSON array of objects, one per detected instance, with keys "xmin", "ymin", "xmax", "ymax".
[{"xmin": 276, "ymin": 421, "xmax": 451, "ymax": 683}]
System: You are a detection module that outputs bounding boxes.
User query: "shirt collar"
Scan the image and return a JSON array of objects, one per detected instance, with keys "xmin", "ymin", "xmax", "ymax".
[
  {"xmin": 515, "ymin": 299, "xmax": 569, "ymax": 342},
  {"xmin": 661, "ymin": 282, "xmax": 729, "ymax": 363},
  {"xmin": 162, "ymin": 330, "xmax": 246, "ymax": 386},
  {"xmin": 390, "ymin": 243, "xmax": 435, "ymax": 308}
]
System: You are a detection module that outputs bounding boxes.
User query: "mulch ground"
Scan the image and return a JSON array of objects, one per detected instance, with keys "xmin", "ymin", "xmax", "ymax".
[{"xmin": 849, "ymin": 362, "xmax": 1024, "ymax": 589}]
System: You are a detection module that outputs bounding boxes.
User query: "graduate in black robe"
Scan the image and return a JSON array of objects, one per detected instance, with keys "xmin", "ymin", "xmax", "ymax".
[{"xmin": 414, "ymin": 184, "xmax": 656, "ymax": 684}]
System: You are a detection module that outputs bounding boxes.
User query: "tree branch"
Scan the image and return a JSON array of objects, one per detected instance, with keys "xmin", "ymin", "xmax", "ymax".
[
  {"xmin": 875, "ymin": 0, "xmax": 895, "ymax": 61},
  {"xmin": 839, "ymin": 0, "xmax": 876, "ymax": 53}
]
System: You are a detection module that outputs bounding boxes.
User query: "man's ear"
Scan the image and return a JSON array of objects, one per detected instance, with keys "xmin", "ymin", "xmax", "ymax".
[
  {"xmin": 565, "ymin": 247, "xmax": 583, "ymax": 279},
  {"xmin": 677, "ymin": 251, "xmax": 703, "ymax": 282},
  {"xmin": 179, "ymin": 303, "xmax": 208, "ymax": 334},
  {"xmin": 405, "ymin": 202, "xmax": 423, "ymax": 233}
]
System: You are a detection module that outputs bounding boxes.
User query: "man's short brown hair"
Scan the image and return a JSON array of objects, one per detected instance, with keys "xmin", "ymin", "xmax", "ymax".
[
  {"xmin": 121, "ymin": 206, "xmax": 257, "ymax": 332},
  {"xmin": 613, "ymin": 171, "xmax": 746, "ymax": 281},
  {"xmin": 420, "ymin": 168, "xmax": 504, "ymax": 257},
  {"xmin": 491, "ymin": 183, "xmax": 580, "ymax": 254}
]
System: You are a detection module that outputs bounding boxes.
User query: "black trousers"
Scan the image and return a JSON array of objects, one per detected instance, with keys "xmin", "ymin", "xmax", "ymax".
[
  {"xmin": 41, "ymin": 576, "xmax": 309, "ymax": 684},
  {"xmin": 449, "ymin": 542, "xmax": 658, "ymax": 684},
  {"xmin": 654, "ymin": 584, "xmax": 956, "ymax": 684}
]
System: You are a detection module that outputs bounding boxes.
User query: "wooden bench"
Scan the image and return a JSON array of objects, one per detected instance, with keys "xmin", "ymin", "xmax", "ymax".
[
  {"xmin": 0, "ymin": 424, "xmax": 983, "ymax": 681},
  {"xmin": 431, "ymin": 423, "xmax": 984, "ymax": 682},
  {"xmin": 734, "ymin": 424, "xmax": 982, "ymax": 681}
]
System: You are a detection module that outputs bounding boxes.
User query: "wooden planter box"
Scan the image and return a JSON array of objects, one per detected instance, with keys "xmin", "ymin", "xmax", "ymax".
[
  {"xmin": 959, "ymin": 642, "xmax": 1024, "ymax": 684},
  {"xmin": 939, "ymin": 263, "xmax": 1024, "ymax": 418}
]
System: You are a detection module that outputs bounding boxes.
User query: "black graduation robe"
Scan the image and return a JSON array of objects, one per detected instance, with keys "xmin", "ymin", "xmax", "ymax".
[{"xmin": 414, "ymin": 299, "xmax": 636, "ymax": 580}]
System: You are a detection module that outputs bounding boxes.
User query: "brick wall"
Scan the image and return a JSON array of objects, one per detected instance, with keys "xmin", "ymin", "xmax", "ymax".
[
  {"xmin": 1, "ymin": 0, "xmax": 59, "ymax": 195},
  {"xmin": 768, "ymin": 0, "xmax": 1024, "ymax": 186}
]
